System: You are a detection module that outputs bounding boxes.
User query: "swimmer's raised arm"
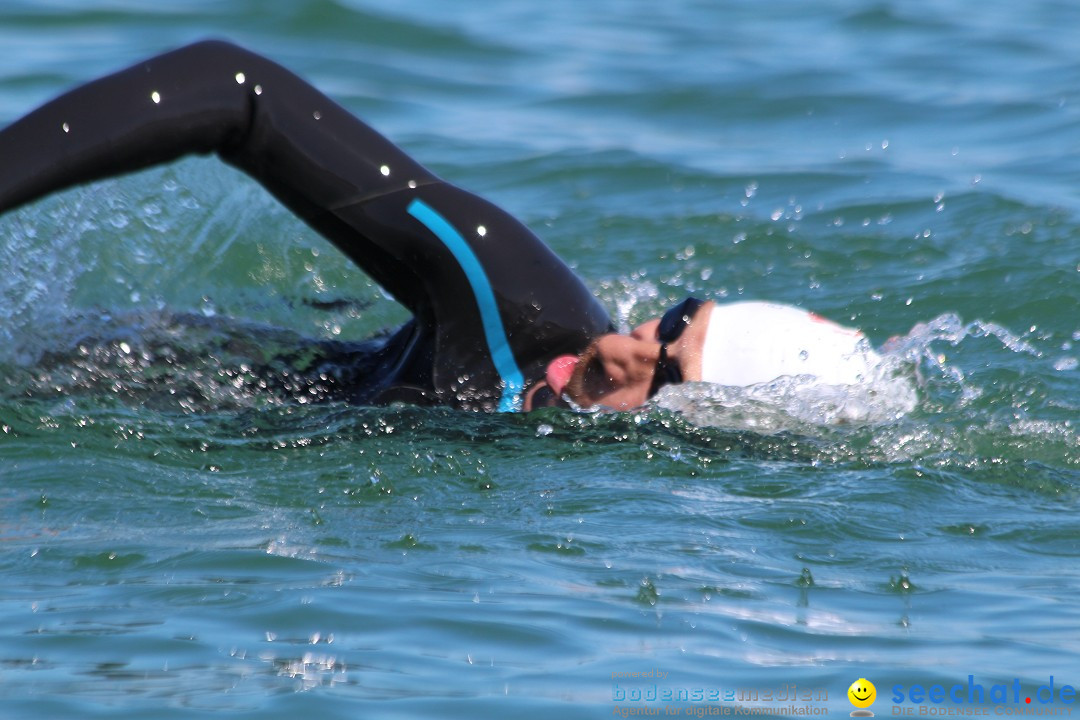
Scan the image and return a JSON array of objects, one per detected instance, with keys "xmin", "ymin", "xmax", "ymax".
[
  {"xmin": 1, "ymin": 40, "xmax": 447, "ymax": 312},
  {"xmin": 0, "ymin": 41, "xmax": 611, "ymax": 410},
  {"xmin": 0, "ymin": 41, "xmax": 433, "ymax": 218},
  {"xmin": 0, "ymin": 41, "xmax": 458, "ymax": 316}
]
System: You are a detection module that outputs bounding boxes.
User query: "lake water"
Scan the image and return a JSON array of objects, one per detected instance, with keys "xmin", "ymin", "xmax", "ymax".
[{"xmin": 1, "ymin": 1, "xmax": 1078, "ymax": 718}]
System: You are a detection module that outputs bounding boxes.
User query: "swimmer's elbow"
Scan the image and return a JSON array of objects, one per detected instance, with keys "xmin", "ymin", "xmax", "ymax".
[{"xmin": 164, "ymin": 39, "xmax": 263, "ymax": 71}]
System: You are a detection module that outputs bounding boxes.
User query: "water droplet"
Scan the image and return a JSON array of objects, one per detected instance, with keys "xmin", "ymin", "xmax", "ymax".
[
  {"xmin": 890, "ymin": 572, "xmax": 915, "ymax": 593},
  {"xmin": 312, "ymin": 110, "xmax": 322, "ymax": 120},
  {"xmin": 631, "ymin": 577, "xmax": 661, "ymax": 608},
  {"xmin": 235, "ymin": 72, "xmax": 246, "ymax": 84},
  {"xmin": 799, "ymin": 349, "xmax": 809, "ymax": 361},
  {"xmin": 61, "ymin": 122, "xmax": 70, "ymax": 133},
  {"xmin": 379, "ymin": 164, "xmax": 390, "ymax": 176},
  {"xmin": 477, "ymin": 225, "xmax": 487, "ymax": 237},
  {"xmin": 151, "ymin": 91, "xmax": 161, "ymax": 104}
]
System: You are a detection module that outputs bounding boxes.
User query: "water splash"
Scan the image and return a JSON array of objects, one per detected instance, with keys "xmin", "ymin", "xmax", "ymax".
[
  {"xmin": 655, "ymin": 337, "xmax": 918, "ymax": 432},
  {"xmin": 0, "ymin": 196, "xmax": 93, "ymax": 364},
  {"xmin": 643, "ymin": 311, "xmax": 1078, "ymax": 470},
  {"xmin": 0, "ymin": 309, "xmax": 388, "ymax": 413},
  {"xmin": 650, "ymin": 311, "xmax": 1063, "ymax": 432}
]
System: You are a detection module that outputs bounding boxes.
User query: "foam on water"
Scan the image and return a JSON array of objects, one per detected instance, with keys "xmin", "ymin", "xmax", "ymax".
[
  {"xmin": 653, "ymin": 312, "xmax": 1044, "ymax": 431},
  {"xmin": 641, "ymin": 310, "xmax": 1077, "ymax": 471}
]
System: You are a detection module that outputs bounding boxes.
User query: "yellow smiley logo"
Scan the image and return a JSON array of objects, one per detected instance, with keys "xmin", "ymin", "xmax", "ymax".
[{"xmin": 848, "ymin": 678, "xmax": 877, "ymax": 710}]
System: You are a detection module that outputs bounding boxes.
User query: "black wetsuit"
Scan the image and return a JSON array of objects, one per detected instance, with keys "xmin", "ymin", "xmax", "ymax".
[{"xmin": 0, "ymin": 41, "xmax": 612, "ymax": 411}]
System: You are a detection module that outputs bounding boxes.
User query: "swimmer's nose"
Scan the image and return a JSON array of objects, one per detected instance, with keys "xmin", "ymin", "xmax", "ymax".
[{"xmin": 545, "ymin": 355, "xmax": 579, "ymax": 396}]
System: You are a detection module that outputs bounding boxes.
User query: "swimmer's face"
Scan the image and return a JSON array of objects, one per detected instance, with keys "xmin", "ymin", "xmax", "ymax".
[{"xmin": 523, "ymin": 300, "xmax": 712, "ymax": 412}]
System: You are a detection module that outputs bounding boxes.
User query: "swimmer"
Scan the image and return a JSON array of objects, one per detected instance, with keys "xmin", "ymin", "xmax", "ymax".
[
  {"xmin": 530, "ymin": 299, "xmax": 890, "ymax": 412},
  {"xmin": 0, "ymin": 41, "xmax": 893, "ymax": 413}
]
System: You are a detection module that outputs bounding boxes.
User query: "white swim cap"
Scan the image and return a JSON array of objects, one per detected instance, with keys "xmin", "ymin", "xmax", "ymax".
[{"xmin": 700, "ymin": 301, "xmax": 881, "ymax": 387}]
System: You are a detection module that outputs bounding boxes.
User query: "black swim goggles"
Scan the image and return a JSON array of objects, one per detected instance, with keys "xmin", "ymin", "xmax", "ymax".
[
  {"xmin": 528, "ymin": 296, "xmax": 705, "ymax": 410},
  {"xmin": 647, "ymin": 296, "xmax": 705, "ymax": 398}
]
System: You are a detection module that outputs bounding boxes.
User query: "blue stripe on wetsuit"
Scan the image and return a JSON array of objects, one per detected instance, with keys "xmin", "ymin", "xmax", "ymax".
[{"xmin": 406, "ymin": 198, "xmax": 525, "ymax": 412}]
